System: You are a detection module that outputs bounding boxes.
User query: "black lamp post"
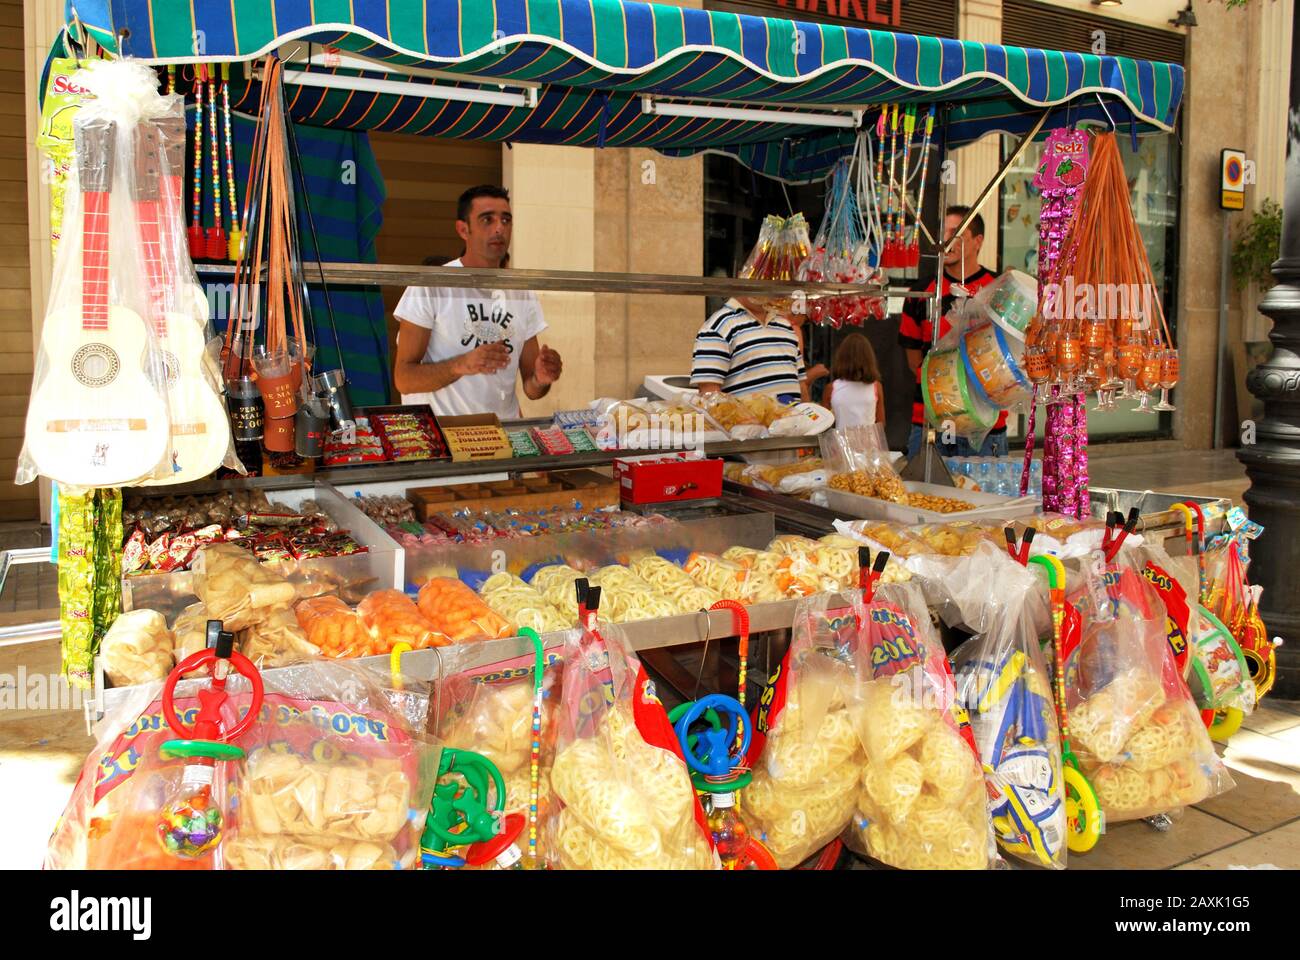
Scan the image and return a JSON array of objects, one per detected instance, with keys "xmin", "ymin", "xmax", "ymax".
[{"xmin": 1236, "ymin": 15, "xmax": 1300, "ymax": 699}]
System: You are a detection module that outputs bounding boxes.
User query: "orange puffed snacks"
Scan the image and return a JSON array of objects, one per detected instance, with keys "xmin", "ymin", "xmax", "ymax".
[
  {"xmin": 295, "ymin": 595, "xmax": 372, "ymax": 658},
  {"xmin": 357, "ymin": 589, "xmax": 450, "ymax": 651},
  {"xmin": 417, "ymin": 577, "xmax": 515, "ymax": 643}
]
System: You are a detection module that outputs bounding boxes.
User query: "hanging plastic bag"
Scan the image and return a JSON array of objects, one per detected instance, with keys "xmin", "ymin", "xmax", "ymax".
[
  {"xmin": 437, "ymin": 644, "xmax": 559, "ymax": 822},
  {"xmin": 1065, "ymin": 565, "xmax": 1233, "ymax": 822},
  {"xmin": 47, "ymin": 655, "xmax": 436, "ymax": 870},
  {"xmin": 19, "ymin": 70, "xmax": 175, "ymax": 489},
  {"xmin": 743, "ymin": 592, "xmax": 866, "ymax": 868},
  {"xmin": 954, "ymin": 596, "xmax": 1068, "ymax": 869},
  {"xmin": 544, "ymin": 619, "xmax": 717, "ymax": 870},
  {"xmin": 843, "ymin": 582, "xmax": 997, "ymax": 869}
]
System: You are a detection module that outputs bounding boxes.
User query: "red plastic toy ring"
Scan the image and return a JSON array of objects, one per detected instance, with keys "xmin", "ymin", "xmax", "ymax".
[
  {"xmin": 464, "ymin": 812, "xmax": 526, "ymax": 867},
  {"xmin": 162, "ymin": 648, "xmax": 265, "ymax": 742}
]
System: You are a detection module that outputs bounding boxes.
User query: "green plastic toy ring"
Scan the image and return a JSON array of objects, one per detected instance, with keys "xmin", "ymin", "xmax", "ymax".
[{"xmin": 159, "ymin": 739, "xmax": 247, "ymax": 762}]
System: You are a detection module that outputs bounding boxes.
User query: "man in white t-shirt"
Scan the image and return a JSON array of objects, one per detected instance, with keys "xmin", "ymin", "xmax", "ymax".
[{"xmin": 392, "ymin": 185, "xmax": 563, "ymax": 418}]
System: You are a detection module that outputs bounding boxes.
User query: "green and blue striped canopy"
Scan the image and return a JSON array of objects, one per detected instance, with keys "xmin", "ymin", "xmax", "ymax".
[{"xmin": 64, "ymin": 0, "xmax": 1184, "ymax": 181}]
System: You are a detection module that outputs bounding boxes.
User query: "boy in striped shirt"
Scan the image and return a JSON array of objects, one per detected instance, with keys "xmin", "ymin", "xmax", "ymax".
[{"xmin": 690, "ymin": 299, "xmax": 814, "ymax": 402}]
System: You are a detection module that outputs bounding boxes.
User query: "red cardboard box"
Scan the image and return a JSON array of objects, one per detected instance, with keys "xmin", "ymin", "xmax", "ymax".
[{"xmin": 613, "ymin": 454, "xmax": 724, "ymax": 504}]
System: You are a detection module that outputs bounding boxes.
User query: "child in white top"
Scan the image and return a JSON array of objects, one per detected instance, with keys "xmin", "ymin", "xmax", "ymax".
[{"xmin": 823, "ymin": 332, "xmax": 885, "ymax": 429}]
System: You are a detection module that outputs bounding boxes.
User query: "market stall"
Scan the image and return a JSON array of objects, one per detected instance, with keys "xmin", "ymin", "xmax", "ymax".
[{"xmin": 26, "ymin": 0, "xmax": 1279, "ymax": 873}]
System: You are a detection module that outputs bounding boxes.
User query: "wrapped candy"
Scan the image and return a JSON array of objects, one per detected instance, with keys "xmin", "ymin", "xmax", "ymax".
[
  {"xmin": 417, "ymin": 577, "xmax": 514, "ymax": 643},
  {"xmin": 100, "ymin": 609, "xmax": 174, "ymax": 687},
  {"xmin": 543, "ymin": 622, "xmax": 717, "ymax": 870}
]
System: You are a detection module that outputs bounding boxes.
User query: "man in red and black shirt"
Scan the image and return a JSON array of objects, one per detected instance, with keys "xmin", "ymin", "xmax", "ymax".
[{"xmin": 898, "ymin": 205, "xmax": 1008, "ymax": 458}]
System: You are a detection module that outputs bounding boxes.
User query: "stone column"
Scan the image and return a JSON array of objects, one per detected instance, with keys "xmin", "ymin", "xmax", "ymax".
[{"xmin": 1236, "ymin": 7, "xmax": 1300, "ymax": 699}]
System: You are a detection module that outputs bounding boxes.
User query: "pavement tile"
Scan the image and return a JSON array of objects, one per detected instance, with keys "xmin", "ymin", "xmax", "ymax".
[
  {"xmin": 1070, "ymin": 809, "xmax": 1250, "ymax": 870},
  {"xmin": 1192, "ymin": 766, "xmax": 1300, "ymax": 833},
  {"xmin": 1241, "ymin": 704, "xmax": 1300, "ymax": 737},
  {"xmin": 1176, "ymin": 818, "xmax": 1300, "ymax": 869}
]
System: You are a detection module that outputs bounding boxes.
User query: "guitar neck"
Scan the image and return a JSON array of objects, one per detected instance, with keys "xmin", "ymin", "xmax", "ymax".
[
  {"xmin": 82, "ymin": 190, "xmax": 110, "ymax": 332},
  {"xmin": 135, "ymin": 198, "xmax": 166, "ymax": 335}
]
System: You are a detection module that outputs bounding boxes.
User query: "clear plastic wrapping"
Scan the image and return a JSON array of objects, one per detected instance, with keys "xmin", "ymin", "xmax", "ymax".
[
  {"xmin": 19, "ymin": 59, "xmax": 240, "ymax": 490},
  {"xmin": 743, "ymin": 593, "xmax": 864, "ymax": 868},
  {"xmin": 543, "ymin": 622, "xmax": 717, "ymax": 870},
  {"xmin": 954, "ymin": 596, "xmax": 1068, "ymax": 869},
  {"xmin": 1065, "ymin": 566, "xmax": 1233, "ymax": 822},
  {"xmin": 417, "ymin": 577, "xmax": 514, "ymax": 643},
  {"xmin": 47, "ymin": 658, "xmax": 436, "ymax": 870},
  {"xmin": 842, "ymin": 582, "xmax": 997, "ymax": 869}
]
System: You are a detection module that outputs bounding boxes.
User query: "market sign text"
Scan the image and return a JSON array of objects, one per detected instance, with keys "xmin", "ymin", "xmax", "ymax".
[{"xmin": 774, "ymin": 0, "xmax": 903, "ymax": 27}]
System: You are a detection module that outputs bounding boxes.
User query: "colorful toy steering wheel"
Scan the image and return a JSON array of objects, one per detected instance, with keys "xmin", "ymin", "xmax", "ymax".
[{"xmin": 671, "ymin": 694, "xmax": 752, "ymax": 791}]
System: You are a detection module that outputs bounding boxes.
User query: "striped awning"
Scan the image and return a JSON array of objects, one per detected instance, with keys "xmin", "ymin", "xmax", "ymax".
[{"xmin": 63, "ymin": 0, "xmax": 1184, "ymax": 181}]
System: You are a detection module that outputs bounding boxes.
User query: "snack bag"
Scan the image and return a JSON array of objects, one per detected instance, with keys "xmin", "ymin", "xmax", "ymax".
[
  {"xmin": 544, "ymin": 622, "xmax": 717, "ymax": 870},
  {"xmin": 222, "ymin": 660, "xmax": 437, "ymax": 869},
  {"xmin": 101, "ymin": 609, "xmax": 174, "ymax": 687},
  {"xmin": 192, "ymin": 543, "xmax": 296, "ymax": 631},
  {"xmin": 954, "ymin": 598, "xmax": 1067, "ymax": 869},
  {"xmin": 479, "ymin": 572, "xmax": 570, "ymax": 633},
  {"xmin": 822, "ymin": 426, "xmax": 907, "ymax": 503},
  {"xmin": 417, "ymin": 577, "xmax": 514, "ymax": 643},
  {"xmin": 242, "ymin": 606, "xmax": 321, "ymax": 667},
  {"xmin": 1189, "ymin": 605, "xmax": 1256, "ymax": 714},
  {"xmin": 843, "ymin": 582, "xmax": 996, "ymax": 869},
  {"xmin": 695, "ymin": 391, "xmax": 767, "ymax": 441},
  {"xmin": 295, "ymin": 595, "xmax": 372, "ymax": 659},
  {"xmin": 358, "ymin": 589, "xmax": 451, "ymax": 650},
  {"xmin": 1066, "ymin": 566, "xmax": 1232, "ymax": 821},
  {"xmin": 743, "ymin": 593, "xmax": 865, "ymax": 868},
  {"xmin": 48, "ymin": 658, "xmax": 436, "ymax": 871},
  {"xmin": 437, "ymin": 645, "xmax": 560, "ymax": 819}
]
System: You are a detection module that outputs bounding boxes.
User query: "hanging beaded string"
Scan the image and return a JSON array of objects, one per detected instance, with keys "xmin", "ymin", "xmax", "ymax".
[
  {"xmin": 207, "ymin": 63, "xmax": 225, "ymax": 251},
  {"xmin": 189, "ymin": 65, "xmax": 206, "ymax": 249},
  {"xmin": 221, "ymin": 63, "xmax": 242, "ymax": 260}
]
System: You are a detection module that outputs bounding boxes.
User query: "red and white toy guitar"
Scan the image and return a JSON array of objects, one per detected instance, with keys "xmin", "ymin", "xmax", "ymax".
[
  {"xmin": 24, "ymin": 118, "xmax": 169, "ymax": 486},
  {"xmin": 133, "ymin": 118, "xmax": 229, "ymax": 484}
]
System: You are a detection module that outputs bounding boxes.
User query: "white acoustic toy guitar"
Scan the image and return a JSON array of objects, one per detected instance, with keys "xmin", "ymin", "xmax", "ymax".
[
  {"xmin": 24, "ymin": 119, "xmax": 169, "ymax": 487},
  {"xmin": 133, "ymin": 119, "xmax": 230, "ymax": 484}
]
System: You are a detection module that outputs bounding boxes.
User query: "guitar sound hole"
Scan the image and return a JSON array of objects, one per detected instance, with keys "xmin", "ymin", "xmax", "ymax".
[
  {"xmin": 72, "ymin": 343, "xmax": 121, "ymax": 388},
  {"xmin": 160, "ymin": 350, "xmax": 179, "ymax": 387}
]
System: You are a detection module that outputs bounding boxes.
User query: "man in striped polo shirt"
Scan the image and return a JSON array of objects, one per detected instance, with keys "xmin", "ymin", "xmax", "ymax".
[{"xmin": 690, "ymin": 299, "xmax": 811, "ymax": 402}]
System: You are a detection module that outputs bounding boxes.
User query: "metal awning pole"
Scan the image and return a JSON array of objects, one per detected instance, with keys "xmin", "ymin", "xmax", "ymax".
[{"xmin": 939, "ymin": 108, "xmax": 1052, "ymax": 256}]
